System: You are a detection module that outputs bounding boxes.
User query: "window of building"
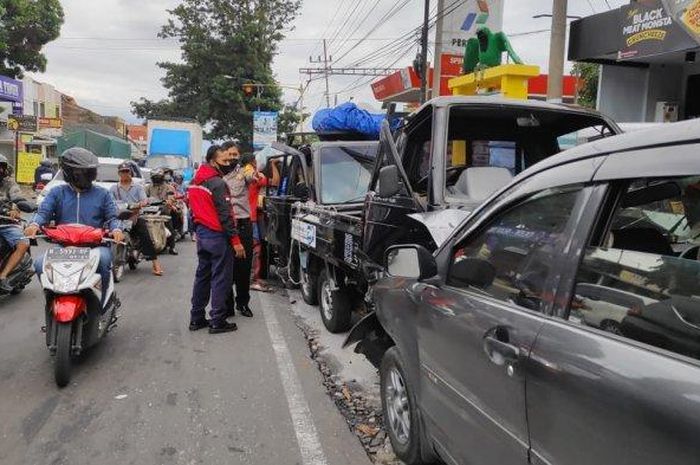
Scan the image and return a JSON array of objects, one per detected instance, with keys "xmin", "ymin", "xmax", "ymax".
[
  {"xmin": 569, "ymin": 177, "xmax": 700, "ymax": 361},
  {"xmin": 449, "ymin": 186, "xmax": 584, "ymax": 312},
  {"xmin": 39, "ymin": 102, "xmax": 45, "ymax": 117}
]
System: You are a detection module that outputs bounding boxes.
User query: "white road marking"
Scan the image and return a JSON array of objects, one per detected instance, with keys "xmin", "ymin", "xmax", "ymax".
[{"xmin": 260, "ymin": 296, "xmax": 328, "ymax": 465}]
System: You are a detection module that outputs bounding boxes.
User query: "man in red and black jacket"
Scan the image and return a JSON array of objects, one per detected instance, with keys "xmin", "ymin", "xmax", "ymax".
[{"xmin": 187, "ymin": 144, "xmax": 245, "ymax": 334}]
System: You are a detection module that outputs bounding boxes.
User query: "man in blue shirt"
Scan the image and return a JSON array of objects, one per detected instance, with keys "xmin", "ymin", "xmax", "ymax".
[
  {"xmin": 110, "ymin": 162, "xmax": 163, "ymax": 275},
  {"xmin": 24, "ymin": 148, "xmax": 123, "ymax": 307}
]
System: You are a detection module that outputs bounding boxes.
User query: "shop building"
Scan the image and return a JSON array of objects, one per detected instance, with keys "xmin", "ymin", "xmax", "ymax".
[{"xmin": 569, "ymin": 0, "xmax": 700, "ymax": 123}]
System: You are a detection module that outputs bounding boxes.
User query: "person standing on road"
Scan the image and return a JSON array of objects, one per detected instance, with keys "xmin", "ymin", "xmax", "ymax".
[
  {"xmin": 221, "ymin": 141, "xmax": 240, "ymax": 168},
  {"xmin": 110, "ymin": 162, "xmax": 164, "ymax": 276},
  {"xmin": 187, "ymin": 145, "xmax": 245, "ymax": 334}
]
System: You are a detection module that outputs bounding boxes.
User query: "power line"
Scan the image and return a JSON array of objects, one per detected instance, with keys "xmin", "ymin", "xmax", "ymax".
[{"xmin": 331, "ymin": 0, "xmax": 390, "ymax": 58}]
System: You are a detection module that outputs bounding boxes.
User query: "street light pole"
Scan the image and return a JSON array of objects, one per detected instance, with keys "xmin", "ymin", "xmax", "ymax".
[
  {"xmin": 420, "ymin": 0, "xmax": 430, "ymax": 104},
  {"xmin": 431, "ymin": 0, "xmax": 445, "ymax": 100},
  {"xmin": 547, "ymin": 0, "xmax": 568, "ymax": 102}
]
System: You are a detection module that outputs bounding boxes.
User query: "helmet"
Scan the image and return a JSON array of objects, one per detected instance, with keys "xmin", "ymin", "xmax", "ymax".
[
  {"xmin": 60, "ymin": 148, "xmax": 98, "ymax": 191},
  {"xmin": 40, "ymin": 159, "xmax": 53, "ymax": 168},
  {"xmin": 117, "ymin": 161, "xmax": 131, "ymax": 173},
  {"xmin": 151, "ymin": 168, "xmax": 165, "ymax": 184}
]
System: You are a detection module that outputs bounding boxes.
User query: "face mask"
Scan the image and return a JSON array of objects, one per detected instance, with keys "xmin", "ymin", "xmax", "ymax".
[{"xmin": 218, "ymin": 162, "xmax": 236, "ymax": 175}]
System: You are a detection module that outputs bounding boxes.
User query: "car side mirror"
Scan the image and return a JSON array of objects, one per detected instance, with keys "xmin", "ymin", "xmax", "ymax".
[
  {"xmin": 293, "ymin": 182, "xmax": 311, "ymax": 201},
  {"xmin": 378, "ymin": 165, "xmax": 400, "ymax": 198},
  {"xmin": 449, "ymin": 257, "xmax": 496, "ymax": 289},
  {"xmin": 385, "ymin": 245, "xmax": 438, "ymax": 280}
]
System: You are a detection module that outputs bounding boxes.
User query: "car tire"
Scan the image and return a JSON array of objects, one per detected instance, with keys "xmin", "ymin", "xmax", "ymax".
[
  {"xmin": 380, "ymin": 346, "xmax": 435, "ymax": 465},
  {"xmin": 318, "ymin": 267, "xmax": 352, "ymax": 333}
]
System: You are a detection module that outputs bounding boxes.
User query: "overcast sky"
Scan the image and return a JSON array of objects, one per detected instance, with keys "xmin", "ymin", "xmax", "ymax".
[{"xmin": 30, "ymin": 0, "xmax": 631, "ymax": 124}]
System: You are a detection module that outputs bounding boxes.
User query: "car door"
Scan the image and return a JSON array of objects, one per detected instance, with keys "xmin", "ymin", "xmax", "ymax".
[
  {"xmin": 414, "ymin": 184, "xmax": 596, "ymax": 465},
  {"xmin": 362, "ymin": 121, "xmax": 428, "ymax": 265},
  {"xmin": 525, "ymin": 149, "xmax": 700, "ymax": 465}
]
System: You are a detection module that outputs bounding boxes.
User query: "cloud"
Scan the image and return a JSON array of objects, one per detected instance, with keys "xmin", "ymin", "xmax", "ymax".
[{"xmin": 31, "ymin": 0, "xmax": 630, "ymax": 122}]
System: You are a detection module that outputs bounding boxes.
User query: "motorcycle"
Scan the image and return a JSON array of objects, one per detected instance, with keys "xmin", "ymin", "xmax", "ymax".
[
  {"xmin": 165, "ymin": 192, "xmax": 189, "ymax": 242},
  {"xmin": 38, "ymin": 224, "xmax": 121, "ymax": 387},
  {"xmin": 112, "ymin": 201, "xmax": 141, "ymax": 282},
  {"xmin": 0, "ymin": 205, "xmax": 35, "ymax": 296}
]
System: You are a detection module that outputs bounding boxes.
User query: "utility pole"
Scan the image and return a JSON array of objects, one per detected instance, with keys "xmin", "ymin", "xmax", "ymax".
[
  {"xmin": 419, "ymin": 0, "xmax": 430, "ymax": 104},
  {"xmin": 310, "ymin": 40, "xmax": 333, "ymax": 107},
  {"xmin": 431, "ymin": 0, "xmax": 445, "ymax": 100},
  {"xmin": 547, "ymin": 0, "xmax": 567, "ymax": 102}
]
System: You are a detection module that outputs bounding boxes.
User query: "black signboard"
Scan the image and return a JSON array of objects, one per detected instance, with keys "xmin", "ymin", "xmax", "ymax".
[
  {"xmin": 618, "ymin": 0, "xmax": 699, "ymax": 60},
  {"xmin": 6, "ymin": 115, "xmax": 37, "ymax": 132}
]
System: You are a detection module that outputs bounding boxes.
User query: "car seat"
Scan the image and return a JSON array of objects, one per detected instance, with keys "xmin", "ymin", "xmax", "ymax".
[{"xmin": 453, "ymin": 167, "xmax": 513, "ymax": 201}]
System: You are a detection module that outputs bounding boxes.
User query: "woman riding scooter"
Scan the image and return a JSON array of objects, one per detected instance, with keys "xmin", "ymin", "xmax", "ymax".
[{"xmin": 146, "ymin": 169, "xmax": 179, "ymax": 255}]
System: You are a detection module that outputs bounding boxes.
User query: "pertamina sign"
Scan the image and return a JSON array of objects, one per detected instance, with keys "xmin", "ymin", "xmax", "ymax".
[{"xmin": 441, "ymin": 0, "xmax": 504, "ymax": 56}]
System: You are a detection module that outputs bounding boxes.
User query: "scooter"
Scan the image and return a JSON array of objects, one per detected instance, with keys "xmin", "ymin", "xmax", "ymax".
[
  {"xmin": 0, "ymin": 204, "xmax": 35, "ymax": 296},
  {"xmin": 39, "ymin": 224, "xmax": 121, "ymax": 387},
  {"xmin": 113, "ymin": 201, "xmax": 141, "ymax": 281}
]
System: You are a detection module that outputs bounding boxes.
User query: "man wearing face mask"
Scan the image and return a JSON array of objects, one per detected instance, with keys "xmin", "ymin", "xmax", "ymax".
[
  {"xmin": 25, "ymin": 148, "xmax": 123, "ymax": 308},
  {"xmin": 187, "ymin": 145, "xmax": 245, "ymax": 334}
]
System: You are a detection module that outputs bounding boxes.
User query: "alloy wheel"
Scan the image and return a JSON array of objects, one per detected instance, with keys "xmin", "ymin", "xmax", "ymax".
[{"xmin": 385, "ymin": 367, "xmax": 411, "ymax": 445}]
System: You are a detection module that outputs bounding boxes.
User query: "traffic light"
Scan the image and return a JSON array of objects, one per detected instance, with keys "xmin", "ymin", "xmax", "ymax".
[{"xmin": 242, "ymin": 83, "xmax": 255, "ymax": 96}]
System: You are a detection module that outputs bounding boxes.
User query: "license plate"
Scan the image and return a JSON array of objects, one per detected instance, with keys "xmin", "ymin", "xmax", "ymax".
[{"xmin": 47, "ymin": 247, "xmax": 90, "ymax": 261}]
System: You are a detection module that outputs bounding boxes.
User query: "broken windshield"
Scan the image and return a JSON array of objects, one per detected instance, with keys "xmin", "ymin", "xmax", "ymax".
[{"xmin": 319, "ymin": 144, "xmax": 378, "ymax": 204}]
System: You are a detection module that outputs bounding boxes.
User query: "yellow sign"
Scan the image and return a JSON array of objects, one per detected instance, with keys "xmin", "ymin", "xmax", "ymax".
[{"xmin": 16, "ymin": 152, "xmax": 42, "ymax": 184}]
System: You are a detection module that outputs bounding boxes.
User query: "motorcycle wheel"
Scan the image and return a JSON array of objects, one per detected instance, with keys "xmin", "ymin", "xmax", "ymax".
[{"xmin": 55, "ymin": 323, "xmax": 73, "ymax": 388}]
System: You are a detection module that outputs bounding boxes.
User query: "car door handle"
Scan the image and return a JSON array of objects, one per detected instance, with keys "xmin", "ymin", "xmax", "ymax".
[{"xmin": 483, "ymin": 335, "xmax": 520, "ymax": 369}]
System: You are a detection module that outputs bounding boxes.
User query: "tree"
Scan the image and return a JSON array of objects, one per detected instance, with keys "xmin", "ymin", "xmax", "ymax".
[
  {"xmin": 277, "ymin": 104, "xmax": 308, "ymax": 139},
  {"xmin": 572, "ymin": 62, "xmax": 600, "ymax": 109},
  {"xmin": 131, "ymin": 0, "xmax": 301, "ymax": 145},
  {"xmin": 0, "ymin": 0, "xmax": 64, "ymax": 78}
]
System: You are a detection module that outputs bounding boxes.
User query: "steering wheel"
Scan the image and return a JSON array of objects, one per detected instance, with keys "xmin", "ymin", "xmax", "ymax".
[{"xmin": 416, "ymin": 166, "xmax": 465, "ymax": 193}]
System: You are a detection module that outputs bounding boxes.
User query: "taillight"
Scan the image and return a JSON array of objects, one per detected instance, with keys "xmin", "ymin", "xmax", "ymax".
[{"xmin": 53, "ymin": 295, "xmax": 87, "ymax": 322}]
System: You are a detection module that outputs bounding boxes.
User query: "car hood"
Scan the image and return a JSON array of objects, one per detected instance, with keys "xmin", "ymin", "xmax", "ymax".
[{"xmin": 407, "ymin": 209, "xmax": 472, "ymax": 248}]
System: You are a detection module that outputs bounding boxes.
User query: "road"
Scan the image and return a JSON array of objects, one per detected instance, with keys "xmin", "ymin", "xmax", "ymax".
[{"xmin": 0, "ymin": 241, "xmax": 371, "ymax": 465}]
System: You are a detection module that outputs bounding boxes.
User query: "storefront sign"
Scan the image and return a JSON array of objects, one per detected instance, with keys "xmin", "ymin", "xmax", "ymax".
[
  {"xmin": 0, "ymin": 76, "xmax": 22, "ymax": 103},
  {"xmin": 440, "ymin": 0, "xmax": 504, "ymax": 56},
  {"xmin": 664, "ymin": 0, "xmax": 700, "ymax": 42},
  {"xmin": 38, "ymin": 117, "xmax": 63, "ymax": 129},
  {"xmin": 16, "ymin": 152, "xmax": 42, "ymax": 184},
  {"xmin": 619, "ymin": 0, "xmax": 699, "ymax": 60},
  {"xmin": 252, "ymin": 111, "xmax": 278, "ymax": 150},
  {"xmin": 7, "ymin": 115, "xmax": 37, "ymax": 132}
]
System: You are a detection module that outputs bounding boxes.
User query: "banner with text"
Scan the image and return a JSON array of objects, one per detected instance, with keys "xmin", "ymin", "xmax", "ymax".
[
  {"xmin": 16, "ymin": 152, "xmax": 42, "ymax": 184},
  {"xmin": 253, "ymin": 111, "xmax": 278, "ymax": 151}
]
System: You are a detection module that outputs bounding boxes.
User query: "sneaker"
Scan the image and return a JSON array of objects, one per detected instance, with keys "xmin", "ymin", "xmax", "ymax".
[
  {"xmin": 0, "ymin": 278, "xmax": 13, "ymax": 293},
  {"xmin": 209, "ymin": 321, "xmax": 238, "ymax": 334},
  {"xmin": 237, "ymin": 304, "xmax": 253, "ymax": 318},
  {"xmin": 189, "ymin": 319, "xmax": 209, "ymax": 331}
]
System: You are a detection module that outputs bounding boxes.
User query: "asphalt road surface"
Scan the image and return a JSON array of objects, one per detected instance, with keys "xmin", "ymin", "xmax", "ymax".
[{"xmin": 0, "ymin": 241, "xmax": 371, "ymax": 465}]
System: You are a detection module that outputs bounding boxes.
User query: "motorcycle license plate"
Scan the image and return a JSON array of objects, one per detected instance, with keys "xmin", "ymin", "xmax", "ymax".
[{"xmin": 47, "ymin": 247, "xmax": 90, "ymax": 261}]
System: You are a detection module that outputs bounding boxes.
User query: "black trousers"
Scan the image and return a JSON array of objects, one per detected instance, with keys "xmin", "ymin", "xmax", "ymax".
[
  {"xmin": 228, "ymin": 219, "xmax": 254, "ymax": 308},
  {"xmin": 132, "ymin": 217, "xmax": 158, "ymax": 260}
]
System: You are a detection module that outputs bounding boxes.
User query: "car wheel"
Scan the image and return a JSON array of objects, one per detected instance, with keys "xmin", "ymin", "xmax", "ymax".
[
  {"xmin": 317, "ymin": 268, "xmax": 352, "ymax": 333},
  {"xmin": 380, "ymin": 346, "xmax": 435, "ymax": 465},
  {"xmin": 601, "ymin": 319, "xmax": 622, "ymax": 335}
]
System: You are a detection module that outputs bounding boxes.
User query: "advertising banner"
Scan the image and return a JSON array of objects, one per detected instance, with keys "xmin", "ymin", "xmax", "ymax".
[
  {"xmin": 16, "ymin": 152, "xmax": 42, "ymax": 184},
  {"xmin": 7, "ymin": 115, "xmax": 37, "ymax": 132},
  {"xmin": 0, "ymin": 76, "xmax": 22, "ymax": 103},
  {"xmin": 619, "ymin": 0, "xmax": 699, "ymax": 60},
  {"xmin": 440, "ymin": 0, "xmax": 504, "ymax": 56},
  {"xmin": 38, "ymin": 117, "xmax": 63, "ymax": 129},
  {"xmin": 253, "ymin": 111, "xmax": 278, "ymax": 151}
]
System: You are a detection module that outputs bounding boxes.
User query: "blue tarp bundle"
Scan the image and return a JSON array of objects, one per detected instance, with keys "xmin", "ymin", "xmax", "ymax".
[{"xmin": 312, "ymin": 102, "xmax": 397, "ymax": 138}]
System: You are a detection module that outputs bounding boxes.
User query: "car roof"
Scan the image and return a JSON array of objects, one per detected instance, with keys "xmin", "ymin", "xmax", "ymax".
[
  {"xmin": 514, "ymin": 118, "xmax": 700, "ymax": 182},
  {"xmin": 414, "ymin": 95, "xmax": 608, "ymax": 117}
]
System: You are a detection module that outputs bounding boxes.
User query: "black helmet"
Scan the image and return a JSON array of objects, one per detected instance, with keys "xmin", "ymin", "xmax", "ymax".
[
  {"xmin": 60, "ymin": 148, "xmax": 98, "ymax": 191},
  {"xmin": 0, "ymin": 154, "xmax": 8, "ymax": 181},
  {"xmin": 151, "ymin": 168, "xmax": 165, "ymax": 184}
]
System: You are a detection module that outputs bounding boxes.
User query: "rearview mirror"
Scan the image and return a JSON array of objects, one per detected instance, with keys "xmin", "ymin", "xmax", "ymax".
[
  {"xmin": 449, "ymin": 257, "xmax": 496, "ymax": 289},
  {"xmin": 378, "ymin": 165, "xmax": 400, "ymax": 198},
  {"xmin": 386, "ymin": 245, "xmax": 438, "ymax": 280}
]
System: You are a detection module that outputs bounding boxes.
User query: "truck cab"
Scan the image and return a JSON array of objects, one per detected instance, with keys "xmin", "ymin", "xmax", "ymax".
[{"xmin": 363, "ymin": 96, "xmax": 621, "ymax": 264}]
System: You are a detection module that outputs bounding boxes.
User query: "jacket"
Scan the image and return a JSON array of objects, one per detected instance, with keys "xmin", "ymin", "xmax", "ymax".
[
  {"xmin": 32, "ymin": 184, "xmax": 122, "ymax": 231},
  {"xmin": 188, "ymin": 164, "xmax": 241, "ymax": 245}
]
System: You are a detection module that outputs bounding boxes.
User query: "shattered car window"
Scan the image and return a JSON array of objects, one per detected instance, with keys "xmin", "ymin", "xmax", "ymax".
[{"xmin": 319, "ymin": 145, "xmax": 378, "ymax": 204}]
